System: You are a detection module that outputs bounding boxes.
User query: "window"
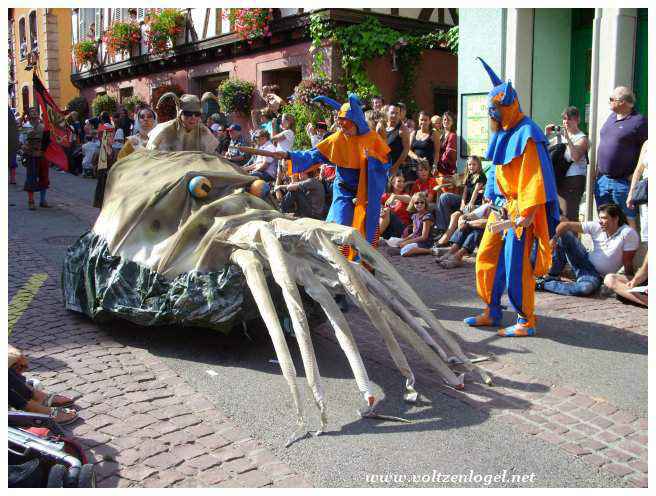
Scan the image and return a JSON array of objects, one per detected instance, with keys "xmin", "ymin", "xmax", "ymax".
[
  {"xmin": 28, "ymin": 11, "xmax": 37, "ymax": 50},
  {"xmin": 18, "ymin": 18, "xmax": 26, "ymax": 59},
  {"xmin": 119, "ymin": 87, "xmax": 134, "ymax": 102},
  {"xmin": 433, "ymin": 87, "xmax": 457, "ymax": 117}
]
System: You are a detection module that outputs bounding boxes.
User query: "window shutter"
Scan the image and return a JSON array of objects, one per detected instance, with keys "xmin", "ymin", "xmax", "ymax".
[
  {"xmin": 137, "ymin": 8, "xmax": 145, "ymax": 21},
  {"xmin": 95, "ymin": 9, "xmax": 102, "ymax": 40}
]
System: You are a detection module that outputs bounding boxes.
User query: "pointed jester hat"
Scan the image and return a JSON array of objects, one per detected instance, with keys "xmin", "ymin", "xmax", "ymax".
[
  {"xmin": 477, "ymin": 57, "xmax": 521, "ymax": 122},
  {"xmin": 311, "ymin": 93, "xmax": 370, "ymax": 135}
]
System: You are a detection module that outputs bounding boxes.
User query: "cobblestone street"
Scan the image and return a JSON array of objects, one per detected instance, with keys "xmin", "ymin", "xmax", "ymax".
[{"xmin": 8, "ymin": 168, "xmax": 648, "ymax": 488}]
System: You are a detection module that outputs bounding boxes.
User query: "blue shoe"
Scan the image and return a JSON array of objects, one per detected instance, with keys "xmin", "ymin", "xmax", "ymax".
[
  {"xmin": 464, "ymin": 308, "xmax": 502, "ymax": 327},
  {"xmin": 498, "ymin": 317, "xmax": 536, "ymax": 337}
]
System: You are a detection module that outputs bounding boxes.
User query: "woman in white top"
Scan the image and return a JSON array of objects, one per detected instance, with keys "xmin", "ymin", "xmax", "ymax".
[
  {"xmin": 271, "ymin": 113, "xmax": 295, "ymax": 178},
  {"xmin": 545, "ymin": 106, "xmax": 589, "ymax": 221}
]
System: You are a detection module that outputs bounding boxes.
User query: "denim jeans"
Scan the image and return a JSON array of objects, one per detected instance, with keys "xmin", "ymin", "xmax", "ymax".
[
  {"xmin": 594, "ymin": 175, "xmax": 636, "ymax": 219},
  {"xmin": 434, "ymin": 192, "xmax": 462, "ymax": 232},
  {"xmin": 543, "ymin": 231, "xmax": 602, "ymax": 296}
]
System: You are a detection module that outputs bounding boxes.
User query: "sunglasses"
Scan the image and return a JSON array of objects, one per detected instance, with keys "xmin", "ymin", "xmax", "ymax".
[
  {"xmin": 609, "ymin": 97, "xmax": 623, "ymax": 103},
  {"xmin": 415, "ymin": 201, "xmax": 426, "ymax": 205},
  {"xmin": 182, "ymin": 111, "xmax": 201, "ymax": 117}
]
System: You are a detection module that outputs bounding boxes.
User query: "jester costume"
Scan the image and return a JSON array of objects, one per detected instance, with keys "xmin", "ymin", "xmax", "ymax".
[
  {"xmin": 464, "ymin": 58, "xmax": 559, "ymax": 337},
  {"xmin": 286, "ymin": 94, "xmax": 391, "ymax": 257}
]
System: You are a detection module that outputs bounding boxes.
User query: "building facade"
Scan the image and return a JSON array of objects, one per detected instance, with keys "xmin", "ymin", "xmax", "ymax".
[
  {"xmin": 9, "ymin": 8, "xmax": 78, "ymax": 114},
  {"xmin": 70, "ymin": 8, "xmax": 458, "ymax": 129},
  {"xmin": 457, "ymin": 8, "xmax": 648, "ymax": 220}
]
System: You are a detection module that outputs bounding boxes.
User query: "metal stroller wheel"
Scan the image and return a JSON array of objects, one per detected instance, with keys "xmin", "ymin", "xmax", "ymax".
[
  {"xmin": 46, "ymin": 464, "xmax": 67, "ymax": 488},
  {"xmin": 77, "ymin": 464, "xmax": 96, "ymax": 488}
]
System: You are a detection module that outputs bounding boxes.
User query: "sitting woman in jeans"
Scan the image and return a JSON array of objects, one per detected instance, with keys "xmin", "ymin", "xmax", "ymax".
[
  {"xmin": 379, "ymin": 172, "xmax": 412, "ymax": 239},
  {"xmin": 384, "ymin": 191, "xmax": 434, "ymax": 257},
  {"xmin": 434, "ymin": 155, "xmax": 487, "ymax": 246},
  {"xmin": 545, "ymin": 106, "xmax": 589, "ymax": 221}
]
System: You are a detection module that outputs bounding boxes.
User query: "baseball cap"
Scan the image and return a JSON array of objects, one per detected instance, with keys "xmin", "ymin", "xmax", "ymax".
[
  {"xmin": 228, "ymin": 124, "xmax": 241, "ymax": 131},
  {"xmin": 210, "ymin": 123, "xmax": 222, "ymax": 133}
]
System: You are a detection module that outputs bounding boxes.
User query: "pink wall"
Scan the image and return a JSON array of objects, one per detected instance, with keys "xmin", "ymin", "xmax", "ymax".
[{"xmin": 365, "ymin": 49, "xmax": 457, "ymax": 116}]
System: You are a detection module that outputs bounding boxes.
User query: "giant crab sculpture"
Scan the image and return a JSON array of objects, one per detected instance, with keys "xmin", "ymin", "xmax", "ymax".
[{"xmin": 63, "ymin": 150, "xmax": 491, "ymax": 443}]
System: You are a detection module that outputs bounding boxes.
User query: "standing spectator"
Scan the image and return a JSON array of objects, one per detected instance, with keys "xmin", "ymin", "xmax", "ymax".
[
  {"xmin": 117, "ymin": 108, "xmax": 133, "ymax": 139},
  {"xmin": 378, "ymin": 103, "xmax": 410, "ymax": 177},
  {"xmin": 9, "ymin": 106, "xmax": 18, "ymax": 185},
  {"xmin": 431, "ymin": 114, "xmax": 443, "ymax": 141},
  {"xmin": 243, "ymin": 129, "xmax": 277, "ymax": 182},
  {"xmin": 271, "ymin": 113, "xmax": 295, "ymax": 153},
  {"xmin": 545, "ymin": 106, "xmax": 589, "ymax": 221},
  {"xmin": 371, "ymin": 95, "xmax": 384, "ymax": 113},
  {"xmin": 384, "ymin": 191, "xmax": 434, "ymax": 257},
  {"xmin": 409, "ymin": 110, "xmax": 440, "ymax": 172},
  {"xmin": 434, "ymin": 155, "xmax": 487, "ymax": 246},
  {"xmin": 21, "ymin": 107, "xmax": 49, "ymax": 210},
  {"xmin": 626, "ymin": 140, "xmax": 648, "ymax": 245},
  {"xmin": 81, "ymin": 131, "xmax": 99, "ymax": 177},
  {"xmin": 223, "ymin": 124, "xmax": 249, "ymax": 165},
  {"xmin": 537, "ymin": 203, "xmax": 639, "ymax": 297},
  {"xmin": 379, "ymin": 172, "xmax": 412, "ymax": 240},
  {"xmin": 212, "ymin": 124, "xmax": 231, "ymax": 155},
  {"xmin": 306, "ymin": 121, "xmax": 330, "ymax": 147},
  {"xmin": 397, "ymin": 102, "xmax": 408, "ymax": 126},
  {"xmin": 93, "ymin": 111, "xmax": 116, "ymax": 209},
  {"xmin": 436, "ymin": 111, "xmax": 457, "ymax": 177},
  {"xmin": 595, "ymin": 86, "xmax": 648, "ymax": 229},
  {"xmin": 117, "ymin": 107, "xmax": 157, "ymax": 160},
  {"xmin": 276, "ymin": 169, "xmax": 326, "ymax": 219}
]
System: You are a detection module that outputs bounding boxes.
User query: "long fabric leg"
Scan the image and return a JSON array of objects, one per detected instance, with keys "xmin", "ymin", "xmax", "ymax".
[
  {"xmin": 230, "ymin": 249, "xmax": 305, "ymax": 441},
  {"xmin": 475, "ymin": 220, "xmax": 506, "ymax": 321},
  {"xmin": 256, "ymin": 225, "xmax": 327, "ymax": 430},
  {"xmin": 294, "ymin": 262, "xmax": 374, "ymax": 404},
  {"xmin": 308, "ymin": 230, "xmax": 418, "ymax": 401},
  {"xmin": 504, "ymin": 227, "xmax": 537, "ymax": 328}
]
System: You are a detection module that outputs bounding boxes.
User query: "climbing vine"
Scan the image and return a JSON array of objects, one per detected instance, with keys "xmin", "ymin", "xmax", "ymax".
[{"xmin": 308, "ymin": 14, "xmax": 459, "ymax": 115}]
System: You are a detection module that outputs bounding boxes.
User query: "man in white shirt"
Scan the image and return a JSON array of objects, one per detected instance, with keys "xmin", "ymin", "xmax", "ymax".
[
  {"xmin": 537, "ymin": 203, "xmax": 639, "ymax": 296},
  {"xmin": 243, "ymin": 129, "xmax": 277, "ymax": 182}
]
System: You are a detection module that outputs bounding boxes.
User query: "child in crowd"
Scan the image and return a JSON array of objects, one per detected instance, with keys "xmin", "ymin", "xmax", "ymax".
[
  {"xmin": 379, "ymin": 173, "xmax": 412, "ymax": 239},
  {"xmin": 410, "ymin": 159, "xmax": 438, "ymax": 204},
  {"xmin": 243, "ymin": 129, "xmax": 277, "ymax": 182},
  {"xmin": 384, "ymin": 191, "xmax": 434, "ymax": 257},
  {"xmin": 81, "ymin": 131, "xmax": 100, "ymax": 177}
]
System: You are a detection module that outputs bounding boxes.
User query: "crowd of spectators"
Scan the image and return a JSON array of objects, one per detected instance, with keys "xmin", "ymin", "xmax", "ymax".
[{"xmin": 9, "ymin": 84, "xmax": 647, "ymax": 307}]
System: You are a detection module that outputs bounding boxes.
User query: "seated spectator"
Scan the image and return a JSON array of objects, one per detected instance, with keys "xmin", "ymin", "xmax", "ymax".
[
  {"xmin": 410, "ymin": 159, "xmax": 438, "ymax": 204},
  {"xmin": 9, "ymin": 345, "xmax": 78, "ymax": 424},
  {"xmin": 81, "ymin": 131, "xmax": 100, "ymax": 177},
  {"xmin": 384, "ymin": 191, "xmax": 434, "ymax": 257},
  {"xmin": 276, "ymin": 169, "xmax": 325, "ymax": 219},
  {"xmin": 243, "ymin": 129, "xmax": 277, "ymax": 182},
  {"xmin": 211, "ymin": 124, "xmax": 231, "ymax": 155},
  {"xmin": 537, "ymin": 203, "xmax": 640, "ymax": 296},
  {"xmin": 408, "ymin": 111, "xmax": 440, "ymax": 172},
  {"xmin": 379, "ymin": 173, "xmax": 412, "ymax": 239},
  {"xmin": 271, "ymin": 113, "xmax": 295, "ymax": 153},
  {"xmin": 604, "ymin": 251, "xmax": 647, "ymax": 307},
  {"xmin": 434, "ymin": 202, "xmax": 490, "ymax": 269},
  {"xmin": 434, "ymin": 155, "xmax": 487, "ymax": 246},
  {"xmin": 224, "ymin": 124, "xmax": 249, "ymax": 165},
  {"xmin": 627, "ymin": 140, "xmax": 648, "ymax": 245}
]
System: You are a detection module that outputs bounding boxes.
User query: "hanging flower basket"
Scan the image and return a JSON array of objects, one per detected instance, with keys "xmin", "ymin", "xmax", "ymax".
[
  {"xmin": 73, "ymin": 40, "xmax": 98, "ymax": 68},
  {"xmin": 104, "ymin": 21, "xmax": 141, "ymax": 57},
  {"xmin": 217, "ymin": 79, "xmax": 255, "ymax": 115},
  {"xmin": 145, "ymin": 9, "xmax": 187, "ymax": 55},
  {"xmin": 223, "ymin": 8, "xmax": 273, "ymax": 45}
]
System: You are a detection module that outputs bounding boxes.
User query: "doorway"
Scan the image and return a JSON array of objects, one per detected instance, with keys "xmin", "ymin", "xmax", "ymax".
[
  {"xmin": 261, "ymin": 67, "xmax": 302, "ymax": 103},
  {"xmin": 569, "ymin": 9, "xmax": 594, "ymax": 133},
  {"xmin": 195, "ymin": 72, "xmax": 229, "ymax": 116}
]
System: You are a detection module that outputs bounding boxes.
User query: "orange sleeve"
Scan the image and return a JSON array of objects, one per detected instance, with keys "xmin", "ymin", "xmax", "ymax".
[{"xmin": 517, "ymin": 140, "xmax": 547, "ymax": 217}]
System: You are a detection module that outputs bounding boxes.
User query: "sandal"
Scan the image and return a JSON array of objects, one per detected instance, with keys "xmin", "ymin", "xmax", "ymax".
[
  {"xmin": 51, "ymin": 407, "xmax": 79, "ymax": 426},
  {"xmin": 39, "ymin": 392, "xmax": 75, "ymax": 408}
]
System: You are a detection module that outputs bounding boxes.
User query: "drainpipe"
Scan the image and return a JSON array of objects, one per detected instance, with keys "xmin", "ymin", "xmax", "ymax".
[{"xmin": 585, "ymin": 8, "xmax": 602, "ymax": 221}]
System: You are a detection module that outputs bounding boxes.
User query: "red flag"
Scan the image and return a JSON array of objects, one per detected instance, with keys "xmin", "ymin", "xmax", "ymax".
[{"xmin": 33, "ymin": 73, "xmax": 71, "ymax": 171}]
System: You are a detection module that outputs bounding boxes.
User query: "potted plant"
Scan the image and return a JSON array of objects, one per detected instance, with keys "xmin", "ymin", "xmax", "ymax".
[
  {"xmin": 217, "ymin": 79, "xmax": 255, "ymax": 116},
  {"xmin": 292, "ymin": 77, "xmax": 340, "ymax": 106},
  {"xmin": 73, "ymin": 40, "xmax": 98, "ymax": 68},
  {"xmin": 91, "ymin": 94, "xmax": 118, "ymax": 116},
  {"xmin": 145, "ymin": 9, "xmax": 187, "ymax": 55},
  {"xmin": 223, "ymin": 8, "xmax": 273, "ymax": 45},
  {"xmin": 104, "ymin": 21, "xmax": 141, "ymax": 58}
]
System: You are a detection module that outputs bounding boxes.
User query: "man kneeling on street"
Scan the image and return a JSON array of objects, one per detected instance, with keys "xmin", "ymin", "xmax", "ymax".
[{"xmin": 537, "ymin": 203, "xmax": 639, "ymax": 296}]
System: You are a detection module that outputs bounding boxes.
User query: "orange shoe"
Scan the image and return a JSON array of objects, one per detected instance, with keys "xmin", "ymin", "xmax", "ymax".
[
  {"xmin": 498, "ymin": 317, "xmax": 536, "ymax": 337},
  {"xmin": 463, "ymin": 308, "xmax": 502, "ymax": 327}
]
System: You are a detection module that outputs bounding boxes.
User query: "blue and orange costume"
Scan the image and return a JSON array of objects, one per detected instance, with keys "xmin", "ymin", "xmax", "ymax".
[
  {"xmin": 464, "ymin": 58, "xmax": 559, "ymax": 337},
  {"xmin": 286, "ymin": 94, "xmax": 391, "ymax": 258}
]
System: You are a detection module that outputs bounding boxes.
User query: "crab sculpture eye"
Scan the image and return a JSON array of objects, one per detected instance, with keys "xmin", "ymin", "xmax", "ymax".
[{"xmin": 63, "ymin": 150, "xmax": 493, "ymax": 446}]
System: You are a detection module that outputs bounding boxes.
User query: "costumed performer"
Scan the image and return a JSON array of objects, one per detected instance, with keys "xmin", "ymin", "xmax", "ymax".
[
  {"xmin": 464, "ymin": 58, "xmax": 559, "ymax": 337},
  {"xmin": 246, "ymin": 94, "xmax": 392, "ymax": 259}
]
